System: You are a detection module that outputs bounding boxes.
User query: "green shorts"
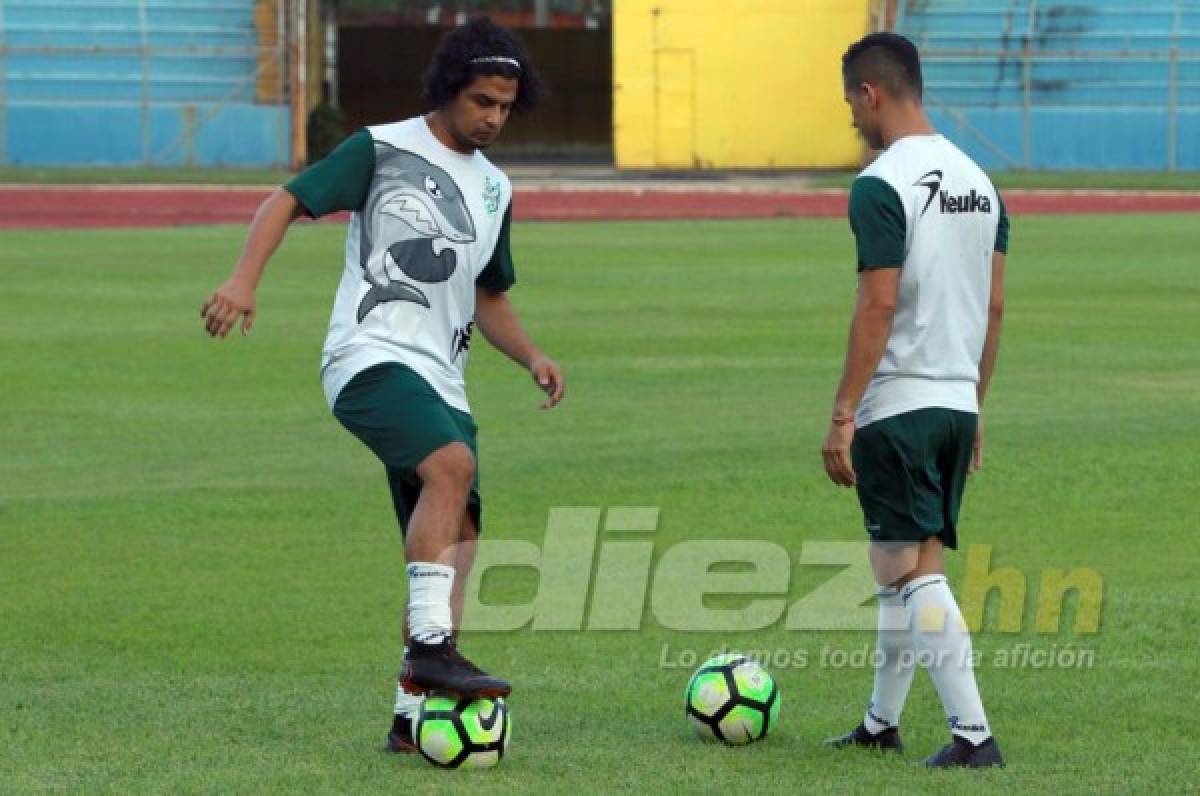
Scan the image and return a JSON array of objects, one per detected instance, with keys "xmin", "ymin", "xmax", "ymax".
[
  {"xmin": 851, "ymin": 407, "xmax": 977, "ymax": 550},
  {"xmin": 332, "ymin": 362, "xmax": 481, "ymax": 534}
]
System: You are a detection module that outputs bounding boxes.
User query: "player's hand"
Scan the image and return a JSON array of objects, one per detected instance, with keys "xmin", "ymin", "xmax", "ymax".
[
  {"xmin": 529, "ymin": 354, "xmax": 564, "ymax": 409},
  {"xmin": 201, "ymin": 278, "xmax": 256, "ymax": 338},
  {"xmin": 970, "ymin": 413, "xmax": 984, "ymax": 474},
  {"xmin": 821, "ymin": 420, "xmax": 856, "ymax": 487}
]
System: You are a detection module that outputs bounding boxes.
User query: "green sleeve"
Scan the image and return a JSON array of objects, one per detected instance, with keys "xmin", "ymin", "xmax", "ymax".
[
  {"xmin": 848, "ymin": 176, "xmax": 906, "ymax": 271},
  {"xmin": 476, "ymin": 202, "xmax": 516, "ymax": 292},
  {"xmin": 994, "ymin": 194, "xmax": 1010, "ymax": 254},
  {"xmin": 284, "ymin": 129, "xmax": 375, "ymax": 218}
]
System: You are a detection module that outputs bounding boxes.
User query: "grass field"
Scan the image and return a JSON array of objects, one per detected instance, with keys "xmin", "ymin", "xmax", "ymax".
[
  {"xmin": 0, "ymin": 166, "xmax": 296, "ymax": 186},
  {"xmin": 805, "ymin": 170, "xmax": 1200, "ymax": 192},
  {"xmin": 2, "ymin": 215, "xmax": 1197, "ymax": 793},
  {"xmin": 3, "ymin": 164, "xmax": 1198, "ymax": 192}
]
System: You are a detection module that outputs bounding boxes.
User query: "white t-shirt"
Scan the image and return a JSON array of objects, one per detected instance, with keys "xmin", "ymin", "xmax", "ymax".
[
  {"xmin": 286, "ymin": 117, "xmax": 515, "ymax": 413},
  {"xmin": 848, "ymin": 134, "xmax": 1009, "ymax": 427}
]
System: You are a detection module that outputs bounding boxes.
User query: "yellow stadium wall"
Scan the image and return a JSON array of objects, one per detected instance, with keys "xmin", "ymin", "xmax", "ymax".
[{"xmin": 613, "ymin": 0, "xmax": 869, "ymax": 169}]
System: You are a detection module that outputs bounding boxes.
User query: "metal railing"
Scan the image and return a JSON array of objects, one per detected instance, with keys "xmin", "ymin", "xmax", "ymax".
[
  {"xmin": 898, "ymin": 1, "xmax": 1200, "ymax": 170},
  {"xmin": 0, "ymin": 0, "xmax": 298, "ymax": 166}
]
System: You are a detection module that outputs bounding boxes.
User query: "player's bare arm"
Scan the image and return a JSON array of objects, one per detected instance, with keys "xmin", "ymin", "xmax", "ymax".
[
  {"xmin": 200, "ymin": 187, "xmax": 304, "ymax": 338},
  {"xmin": 821, "ymin": 267, "xmax": 900, "ymax": 487},
  {"xmin": 970, "ymin": 251, "xmax": 1006, "ymax": 472},
  {"xmin": 474, "ymin": 286, "xmax": 565, "ymax": 408}
]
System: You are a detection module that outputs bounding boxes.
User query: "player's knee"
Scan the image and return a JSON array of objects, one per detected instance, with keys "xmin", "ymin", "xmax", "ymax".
[
  {"xmin": 419, "ymin": 443, "xmax": 476, "ymax": 491},
  {"xmin": 869, "ymin": 541, "xmax": 920, "ymax": 588}
]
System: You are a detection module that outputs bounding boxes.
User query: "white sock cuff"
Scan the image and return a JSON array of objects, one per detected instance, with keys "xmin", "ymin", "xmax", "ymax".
[
  {"xmin": 900, "ymin": 574, "xmax": 948, "ymax": 605},
  {"xmin": 406, "ymin": 562, "xmax": 455, "ymax": 581}
]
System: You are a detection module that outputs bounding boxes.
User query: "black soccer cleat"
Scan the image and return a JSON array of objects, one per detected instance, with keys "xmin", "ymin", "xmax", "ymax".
[
  {"xmin": 825, "ymin": 723, "xmax": 904, "ymax": 753},
  {"xmin": 385, "ymin": 713, "xmax": 417, "ymax": 755},
  {"xmin": 925, "ymin": 735, "xmax": 1005, "ymax": 768},
  {"xmin": 399, "ymin": 639, "xmax": 512, "ymax": 699}
]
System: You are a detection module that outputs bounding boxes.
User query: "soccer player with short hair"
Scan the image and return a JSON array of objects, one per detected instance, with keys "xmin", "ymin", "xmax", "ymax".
[
  {"xmin": 200, "ymin": 17, "xmax": 564, "ymax": 754},
  {"xmin": 820, "ymin": 32, "xmax": 1008, "ymax": 768}
]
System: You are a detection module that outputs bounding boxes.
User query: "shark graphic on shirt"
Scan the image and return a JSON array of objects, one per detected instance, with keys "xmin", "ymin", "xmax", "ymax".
[{"xmin": 356, "ymin": 145, "xmax": 477, "ymax": 322}]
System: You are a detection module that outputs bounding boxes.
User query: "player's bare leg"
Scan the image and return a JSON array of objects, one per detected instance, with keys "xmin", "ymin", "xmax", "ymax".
[
  {"xmin": 406, "ymin": 442, "xmax": 474, "ymax": 566},
  {"xmin": 390, "ymin": 505, "xmax": 485, "ymax": 753},
  {"xmin": 870, "ymin": 539, "xmax": 926, "ymax": 588},
  {"xmin": 442, "ymin": 515, "xmax": 497, "ymax": 677},
  {"xmin": 450, "ymin": 514, "xmax": 478, "ymax": 632},
  {"xmin": 387, "ymin": 441, "xmax": 471, "ymax": 752},
  {"xmin": 827, "ymin": 540, "xmax": 923, "ymax": 753},
  {"xmin": 830, "ymin": 537, "xmax": 1000, "ymax": 759},
  {"xmin": 873, "ymin": 538, "xmax": 1001, "ymax": 767},
  {"xmin": 399, "ymin": 445, "xmax": 510, "ymax": 700}
]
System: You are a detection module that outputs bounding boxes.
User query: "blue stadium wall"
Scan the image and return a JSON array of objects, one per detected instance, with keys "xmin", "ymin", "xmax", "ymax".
[
  {"xmin": 898, "ymin": 1, "xmax": 1200, "ymax": 171},
  {"xmin": 0, "ymin": 0, "xmax": 290, "ymax": 167}
]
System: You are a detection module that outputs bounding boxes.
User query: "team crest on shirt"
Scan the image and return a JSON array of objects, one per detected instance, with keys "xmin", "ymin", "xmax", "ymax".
[
  {"xmin": 482, "ymin": 176, "xmax": 502, "ymax": 216},
  {"xmin": 356, "ymin": 144, "xmax": 477, "ymax": 321}
]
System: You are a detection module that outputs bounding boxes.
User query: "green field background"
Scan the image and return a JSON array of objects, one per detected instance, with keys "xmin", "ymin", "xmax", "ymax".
[{"xmin": 2, "ymin": 216, "xmax": 1197, "ymax": 793}]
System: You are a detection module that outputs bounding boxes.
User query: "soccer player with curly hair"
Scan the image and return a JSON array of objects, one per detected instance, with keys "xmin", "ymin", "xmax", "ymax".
[{"xmin": 201, "ymin": 17, "xmax": 563, "ymax": 753}]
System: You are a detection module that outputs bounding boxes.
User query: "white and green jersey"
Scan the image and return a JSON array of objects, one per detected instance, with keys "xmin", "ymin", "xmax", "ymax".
[
  {"xmin": 848, "ymin": 134, "xmax": 1010, "ymax": 427},
  {"xmin": 285, "ymin": 117, "xmax": 516, "ymax": 413}
]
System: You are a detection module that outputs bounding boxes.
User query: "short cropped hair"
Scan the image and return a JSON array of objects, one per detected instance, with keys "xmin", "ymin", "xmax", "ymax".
[
  {"xmin": 842, "ymin": 32, "xmax": 923, "ymax": 100},
  {"xmin": 422, "ymin": 16, "xmax": 544, "ymax": 114}
]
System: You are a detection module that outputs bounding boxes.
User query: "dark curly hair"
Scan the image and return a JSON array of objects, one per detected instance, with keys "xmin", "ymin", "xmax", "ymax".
[{"xmin": 422, "ymin": 17, "xmax": 544, "ymax": 114}]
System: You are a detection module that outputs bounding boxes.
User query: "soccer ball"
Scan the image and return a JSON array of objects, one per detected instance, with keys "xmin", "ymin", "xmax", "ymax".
[
  {"xmin": 416, "ymin": 695, "xmax": 510, "ymax": 769},
  {"xmin": 685, "ymin": 653, "xmax": 781, "ymax": 745}
]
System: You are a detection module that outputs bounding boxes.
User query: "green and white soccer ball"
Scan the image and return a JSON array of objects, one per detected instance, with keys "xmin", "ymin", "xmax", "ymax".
[
  {"xmin": 416, "ymin": 695, "xmax": 510, "ymax": 769},
  {"xmin": 685, "ymin": 653, "xmax": 781, "ymax": 745}
]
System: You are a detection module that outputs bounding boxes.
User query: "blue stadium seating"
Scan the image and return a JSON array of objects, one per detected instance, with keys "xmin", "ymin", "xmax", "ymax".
[
  {"xmin": 1, "ymin": 0, "xmax": 289, "ymax": 167},
  {"xmin": 897, "ymin": 1, "xmax": 1200, "ymax": 170}
]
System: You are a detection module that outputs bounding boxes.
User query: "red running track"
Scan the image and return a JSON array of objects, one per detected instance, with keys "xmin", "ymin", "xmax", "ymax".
[{"xmin": 1, "ymin": 185, "xmax": 1199, "ymax": 229}]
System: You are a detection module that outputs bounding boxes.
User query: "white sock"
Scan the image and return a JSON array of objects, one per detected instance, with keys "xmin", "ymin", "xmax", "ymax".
[
  {"xmin": 903, "ymin": 574, "xmax": 992, "ymax": 745},
  {"xmin": 407, "ymin": 562, "xmax": 455, "ymax": 645},
  {"xmin": 394, "ymin": 647, "xmax": 424, "ymax": 719},
  {"xmin": 863, "ymin": 587, "xmax": 916, "ymax": 734}
]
